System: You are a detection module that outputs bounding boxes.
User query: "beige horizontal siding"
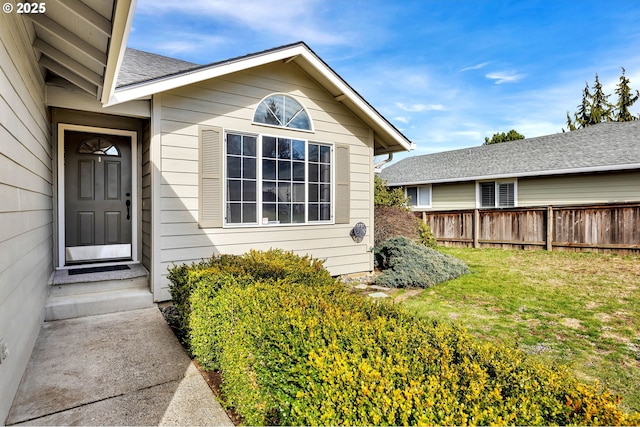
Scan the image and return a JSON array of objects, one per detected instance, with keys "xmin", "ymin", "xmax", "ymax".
[
  {"xmin": 0, "ymin": 11, "xmax": 52, "ymax": 422},
  {"xmin": 519, "ymin": 171, "xmax": 640, "ymax": 206},
  {"xmin": 156, "ymin": 61, "xmax": 375, "ymax": 298},
  {"xmin": 430, "ymin": 182, "xmax": 476, "ymax": 210}
]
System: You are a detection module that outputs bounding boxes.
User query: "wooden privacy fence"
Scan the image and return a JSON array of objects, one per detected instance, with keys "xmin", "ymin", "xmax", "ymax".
[{"xmin": 420, "ymin": 203, "xmax": 640, "ymax": 255}]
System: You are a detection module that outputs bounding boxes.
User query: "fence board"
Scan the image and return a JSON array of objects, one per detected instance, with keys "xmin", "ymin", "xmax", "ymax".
[{"xmin": 421, "ymin": 203, "xmax": 640, "ymax": 255}]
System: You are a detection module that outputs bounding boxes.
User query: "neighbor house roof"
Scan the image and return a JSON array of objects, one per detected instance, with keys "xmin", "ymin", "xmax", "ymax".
[
  {"xmin": 380, "ymin": 121, "xmax": 640, "ymax": 186},
  {"xmin": 108, "ymin": 42, "xmax": 414, "ymax": 154}
]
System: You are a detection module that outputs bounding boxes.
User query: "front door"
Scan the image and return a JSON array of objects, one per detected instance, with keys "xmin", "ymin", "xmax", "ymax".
[{"xmin": 64, "ymin": 130, "xmax": 132, "ymax": 263}]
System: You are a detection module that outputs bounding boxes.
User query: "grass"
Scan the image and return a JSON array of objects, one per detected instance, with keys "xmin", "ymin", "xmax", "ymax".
[{"xmin": 401, "ymin": 247, "xmax": 640, "ymax": 412}]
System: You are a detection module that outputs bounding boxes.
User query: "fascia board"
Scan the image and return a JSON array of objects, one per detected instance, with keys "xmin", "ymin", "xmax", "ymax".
[
  {"xmin": 106, "ymin": 45, "xmax": 309, "ymax": 106},
  {"xmin": 388, "ymin": 163, "xmax": 640, "ymax": 186},
  {"xmin": 101, "ymin": 0, "xmax": 136, "ymax": 104}
]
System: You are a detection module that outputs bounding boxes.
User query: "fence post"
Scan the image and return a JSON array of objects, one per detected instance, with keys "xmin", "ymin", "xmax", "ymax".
[
  {"xmin": 473, "ymin": 209, "xmax": 480, "ymax": 248},
  {"xmin": 546, "ymin": 205, "xmax": 554, "ymax": 251}
]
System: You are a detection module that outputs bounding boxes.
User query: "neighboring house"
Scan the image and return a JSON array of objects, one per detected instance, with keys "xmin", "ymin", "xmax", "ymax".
[
  {"xmin": 380, "ymin": 121, "xmax": 640, "ymax": 211},
  {"xmin": 0, "ymin": 3, "xmax": 412, "ymax": 422}
]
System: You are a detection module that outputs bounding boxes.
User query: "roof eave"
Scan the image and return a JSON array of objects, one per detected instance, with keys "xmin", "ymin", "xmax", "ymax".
[
  {"xmin": 386, "ymin": 163, "xmax": 640, "ymax": 186},
  {"xmin": 106, "ymin": 42, "xmax": 413, "ymax": 152},
  {"xmin": 100, "ymin": 0, "xmax": 136, "ymax": 105}
]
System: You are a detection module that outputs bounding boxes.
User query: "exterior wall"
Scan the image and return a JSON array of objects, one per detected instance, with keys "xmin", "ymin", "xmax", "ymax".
[
  {"xmin": 0, "ymin": 12, "xmax": 52, "ymax": 423},
  {"xmin": 154, "ymin": 62, "xmax": 374, "ymax": 300},
  {"xmin": 518, "ymin": 171, "xmax": 640, "ymax": 206},
  {"xmin": 430, "ymin": 182, "xmax": 476, "ymax": 211},
  {"xmin": 141, "ymin": 120, "xmax": 152, "ymax": 271}
]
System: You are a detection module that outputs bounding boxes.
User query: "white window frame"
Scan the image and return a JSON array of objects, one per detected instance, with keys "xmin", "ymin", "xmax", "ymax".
[
  {"xmin": 223, "ymin": 130, "xmax": 334, "ymax": 227},
  {"xmin": 405, "ymin": 184, "xmax": 432, "ymax": 208},
  {"xmin": 252, "ymin": 93, "xmax": 315, "ymax": 133},
  {"xmin": 476, "ymin": 179, "xmax": 517, "ymax": 208}
]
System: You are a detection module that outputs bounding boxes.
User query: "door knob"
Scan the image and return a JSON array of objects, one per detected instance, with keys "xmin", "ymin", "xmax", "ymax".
[{"xmin": 126, "ymin": 199, "xmax": 131, "ymax": 220}]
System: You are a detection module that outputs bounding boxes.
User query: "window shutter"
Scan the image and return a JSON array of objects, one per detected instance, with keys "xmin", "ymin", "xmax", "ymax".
[
  {"xmin": 199, "ymin": 126, "xmax": 223, "ymax": 228},
  {"xmin": 334, "ymin": 144, "xmax": 350, "ymax": 224}
]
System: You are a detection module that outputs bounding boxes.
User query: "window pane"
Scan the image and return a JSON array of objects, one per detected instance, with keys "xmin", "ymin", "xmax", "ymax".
[
  {"xmin": 263, "ymin": 137, "xmax": 276, "ymax": 158},
  {"xmin": 407, "ymin": 187, "xmax": 418, "ymax": 206},
  {"xmin": 288, "ymin": 112, "xmax": 311, "ymax": 130},
  {"xmin": 228, "ymin": 180, "xmax": 242, "ymax": 201},
  {"xmin": 243, "ymin": 158, "xmax": 256, "ymax": 179},
  {"xmin": 292, "ymin": 162, "xmax": 305, "ymax": 181},
  {"xmin": 320, "ymin": 184, "xmax": 331, "ymax": 202},
  {"xmin": 278, "ymin": 138, "xmax": 291, "ymax": 159},
  {"xmin": 308, "ymin": 204, "xmax": 319, "ymax": 221},
  {"xmin": 309, "ymin": 184, "xmax": 319, "ymax": 202},
  {"xmin": 480, "ymin": 182, "xmax": 495, "ymax": 208},
  {"xmin": 227, "ymin": 156, "xmax": 241, "ymax": 178},
  {"xmin": 418, "ymin": 186, "xmax": 430, "ymax": 206},
  {"xmin": 293, "ymin": 183, "xmax": 305, "ymax": 202},
  {"xmin": 320, "ymin": 204, "xmax": 330, "ymax": 221},
  {"xmin": 263, "ymin": 181, "xmax": 276, "ymax": 202},
  {"xmin": 320, "ymin": 164, "xmax": 331, "ymax": 183},
  {"xmin": 498, "ymin": 183, "xmax": 515, "ymax": 207},
  {"xmin": 243, "ymin": 180, "xmax": 256, "ymax": 202},
  {"xmin": 243, "ymin": 203, "xmax": 256, "ymax": 223},
  {"xmin": 243, "ymin": 136, "xmax": 256, "ymax": 156},
  {"xmin": 278, "ymin": 204, "xmax": 291, "ymax": 223},
  {"xmin": 263, "ymin": 159, "xmax": 276, "ymax": 180},
  {"xmin": 292, "ymin": 140, "xmax": 305, "ymax": 160},
  {"xmin": 320, "ymin": 145, "xmax": 331, "ymax": 163},
  {"xmin": 292, "ymin": 204, "xmax": 305, "ymax": 223},
  {"xmin": 227, "ymin": 134, "xmax": 242, "ymax": 155},
  {"xmin": 308, "ymin": 144, "xmax": 319, "ymax": 162},
  {"xmin": 228, "ymin": 203, "xmax": 241, "ymax": 223},
  {"xmin": 263, "ymin": 204, "xmax": 276, "ymax": 222},
  {"xmin": 278, "ymin": 182, "xmax": 291, "ymax": 202},
  {"xmin": 308, "ymin": 163, "xmax": 319, "ymax": 182},
  {"xmin": 278, "ymin": 160, "xmax": 291, "ymax": 180}
]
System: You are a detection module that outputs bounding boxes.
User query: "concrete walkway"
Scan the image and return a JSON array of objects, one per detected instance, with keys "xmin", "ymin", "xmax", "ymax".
[{"xmin": 6, "ymin": 307, "xmax": 233, "ymax": 426}]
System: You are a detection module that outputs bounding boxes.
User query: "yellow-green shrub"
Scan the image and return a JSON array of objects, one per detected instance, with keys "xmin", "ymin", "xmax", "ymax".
[{"xmin": 186, "ymin": 261, "xmax": 640, "ymax": 426}]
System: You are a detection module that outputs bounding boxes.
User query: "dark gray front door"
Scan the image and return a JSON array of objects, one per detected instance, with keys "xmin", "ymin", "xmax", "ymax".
[{"xmin": 64, "ymin": 130, "xmax": 132, "ymax": 263}]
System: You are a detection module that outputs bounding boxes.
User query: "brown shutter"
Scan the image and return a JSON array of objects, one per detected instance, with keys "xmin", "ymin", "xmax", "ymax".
[
  {"xmin": 199, "ymin": 126, "xmax": 223, "ymax": 228},
  {"xmin": 334, "ymin": 144, "xmax": 350, "ymax": 224}
]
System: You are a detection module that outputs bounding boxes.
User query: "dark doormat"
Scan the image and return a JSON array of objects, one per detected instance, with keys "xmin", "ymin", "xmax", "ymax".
[{"xmin": 68, "ymin": 265, "xmax": 131, "ymax": 275}]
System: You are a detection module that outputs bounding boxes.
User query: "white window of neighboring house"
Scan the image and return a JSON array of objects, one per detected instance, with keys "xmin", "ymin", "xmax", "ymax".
[
  {"xmin": 253, "ymin": 94, "xmax": 313, "ymax": 131},
  {"xmin": 225, "ymin": 132, "xmax": 333, "ymax": 226},
  {"xmin": 477, "ymin": 180, "xmax": 517, "ymax": 208},
  {"xmin": 406, "ymin": 185, "xmax": 431, "ymax": 208}
]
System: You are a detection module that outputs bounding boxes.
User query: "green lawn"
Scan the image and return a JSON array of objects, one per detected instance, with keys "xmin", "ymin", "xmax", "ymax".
[{"xmin": 401, "ymin": 247, "xmax": 640, "ymax": 412}]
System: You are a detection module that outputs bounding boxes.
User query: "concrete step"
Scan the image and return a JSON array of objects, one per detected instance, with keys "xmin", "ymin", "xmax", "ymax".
[{"xmin": 45, "ymin": 264, "xmax": 155, "ymax": 321}]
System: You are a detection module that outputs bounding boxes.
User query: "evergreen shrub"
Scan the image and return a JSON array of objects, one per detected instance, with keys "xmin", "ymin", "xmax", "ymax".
[
  {"xmin": 374, "ymin": 236, "xmax": 469, "ymax": 288},
  {"xmin": 185, "ymin": 262, "xmax": 640, "ymax": 426}
]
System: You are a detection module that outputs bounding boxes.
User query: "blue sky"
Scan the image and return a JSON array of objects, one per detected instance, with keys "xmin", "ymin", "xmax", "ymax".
[{"xmin": 128, "ymin": 0, "xmax": 640, "ymax": 162}]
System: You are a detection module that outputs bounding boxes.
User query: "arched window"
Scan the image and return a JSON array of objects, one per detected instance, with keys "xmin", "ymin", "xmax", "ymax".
[
  {"xmin": 77, "ymin": 136, "xmax": 120, "ymax": 156},
  {"xmin": 253, "ymin": 94, "xmax": 312, "ymax": 131}
]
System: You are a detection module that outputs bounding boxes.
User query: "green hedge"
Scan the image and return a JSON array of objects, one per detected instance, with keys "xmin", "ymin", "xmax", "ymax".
[{"xmin": 169, "ymin": 250, "xmax": 640, "ymax": 426}]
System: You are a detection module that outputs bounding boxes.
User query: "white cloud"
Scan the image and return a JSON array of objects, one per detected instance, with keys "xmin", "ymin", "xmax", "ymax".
[
  {"xmin": 394, "ymin": 116, "xmax": 410, "ymax": 124},
  {"xmin": 461, "ymin": 62, "xmax": 489, "ymax": 72},
  {"xmin": 396, "ymin": 102, "xmax": 445, "ymax": 112},
  {"xmin": 485, "ymin": 71, "xmax": 526, "ymax": 84}
]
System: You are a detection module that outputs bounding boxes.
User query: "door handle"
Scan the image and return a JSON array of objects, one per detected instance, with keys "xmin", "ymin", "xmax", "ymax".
[{"xmin": 126, "ymin": 199, "xmax": 131, "ymax": 220}]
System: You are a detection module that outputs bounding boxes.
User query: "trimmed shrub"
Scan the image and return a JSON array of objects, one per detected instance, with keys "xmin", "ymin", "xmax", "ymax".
[
  {"xmin": 186, "ymin": 265, "xmax": 640, "ymax": 426},
  {"xmin": 374, "ymin": 236, "xmax": 469, "ymax": 288},
  {"xmin": 167, "ymin": 249, "xmax": 336, "ymax": 350}
]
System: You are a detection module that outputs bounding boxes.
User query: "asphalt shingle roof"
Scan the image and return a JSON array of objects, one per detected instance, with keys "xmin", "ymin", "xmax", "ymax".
[
  {"xmin": 116, "ymin": 48, "xmax": 200, "ymax": 87},
  {"xmin": 380, "ymin": 121, "xmax": 640, "ymax": 185}
]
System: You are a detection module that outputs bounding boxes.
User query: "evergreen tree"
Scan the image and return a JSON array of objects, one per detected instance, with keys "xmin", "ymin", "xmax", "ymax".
[
  {"xmin": 483, "ymin": 129, "xmax": 525, "ymax": 145},
  {"xmin": 590, "ymin": 73, "xmax": 614, "ymax": 124},
  {"xmin": 614, "ymin": 67, "xmax": 639, "ymax": 122}
]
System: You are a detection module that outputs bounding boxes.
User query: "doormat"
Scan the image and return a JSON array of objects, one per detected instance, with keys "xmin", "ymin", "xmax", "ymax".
[{"xmin": 68, "ymin": 265, "xmax": 131, "ymax": 275}]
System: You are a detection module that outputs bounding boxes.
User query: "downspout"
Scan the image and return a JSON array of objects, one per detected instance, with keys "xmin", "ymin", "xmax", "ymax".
[{"xmin": 373, "ymin": 152, "xmax": 393, "ymax": 173}]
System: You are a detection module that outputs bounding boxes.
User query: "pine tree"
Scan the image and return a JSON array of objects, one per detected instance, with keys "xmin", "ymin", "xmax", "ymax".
[
  {"xmin": 614, "ymin": 67, "xmax": 639, "ymax": 122},
  {"xmin": 590, "ymin": 73, "xmax": 614, "ymax": 124},
  {"xmin": 572, "ymin": 82, "xmax": 592, "ymax": 128},
  {"xmin": 483, "ymin": 129, "xmax": 525, "ymax": 145}
]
